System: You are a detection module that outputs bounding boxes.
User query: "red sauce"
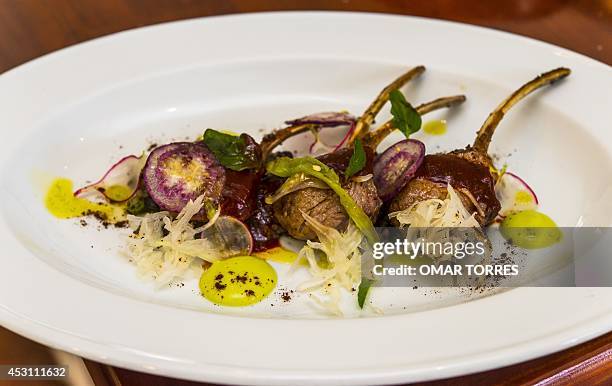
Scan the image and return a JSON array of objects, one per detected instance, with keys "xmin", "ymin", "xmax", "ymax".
[
  {"xmin": 223, "ymin": 152, "xmax": 293, "ymax": 252},
  {"xmin": 415, "ymin": 154, "xmax": 500, "ymax": 221},
  {"xmin": 246, "ymin": 174, "xmax": 285, "ymax": 252},
  {"xmin": 221, "ymin": 170, "xmax": 285, "ymax": 251},
  {"xmin": 316, "ymin": 146, "xmax": 375, "ymax": 175},
  {"xmin": 220, "ymin": 169, "xmax": 259, "ymax": 221}
]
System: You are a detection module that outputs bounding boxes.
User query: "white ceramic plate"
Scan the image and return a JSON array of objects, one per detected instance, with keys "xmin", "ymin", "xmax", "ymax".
[{"xmin": 0, "ymin": 12, "xmax": 611, "ymax": 385}]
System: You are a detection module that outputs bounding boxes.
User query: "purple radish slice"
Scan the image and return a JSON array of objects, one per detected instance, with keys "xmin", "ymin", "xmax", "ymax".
[
  {"xmin": 143, "ymin": 142, "xmax": 226, "ymax": 214},
  {"xmin": 74, "ymin": 154, "xmax": 146, "ymax": 203},
  {"xmin": 495, "ymin": 172, "xmax": 538, "ymax": 217},
  {"xmin": 201, "ymin": 215, "xmax": 254, "ymax": 257},
  {"xmin": 285, "ymin": 111, "xmax": 356, "ymax": 127},
  {"xmin": 374, "ymin": 139, "xmax": 425, "ymax": 201}
]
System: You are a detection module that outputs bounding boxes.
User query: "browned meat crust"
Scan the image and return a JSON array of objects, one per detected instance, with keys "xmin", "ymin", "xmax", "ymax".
[
  {"xmin": 273, "ymin": 179, "xmax": 381, "ymax": 240},
  {"xmin": 389, "ymin": 151, "xmax": 500, "ymax": 226}
]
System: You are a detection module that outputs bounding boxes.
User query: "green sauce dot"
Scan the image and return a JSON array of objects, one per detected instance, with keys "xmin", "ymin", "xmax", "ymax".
[{"xmin": 500, "ymin": 210, "xmax": 562, "ymax": 249}]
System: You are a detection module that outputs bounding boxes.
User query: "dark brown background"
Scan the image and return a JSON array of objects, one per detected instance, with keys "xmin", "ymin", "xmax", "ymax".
[
  {"xmin": 0, "ymin": 1, "xmax": 610, "ymax": 385},
  {"xmin": 0, "ymin": 0, "xmax": 611, "ymax": 73}
]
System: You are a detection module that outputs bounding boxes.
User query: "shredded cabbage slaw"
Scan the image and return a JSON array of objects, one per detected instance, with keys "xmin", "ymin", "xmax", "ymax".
[
  {"xmin": 125, "ymin": 195, "xmax": 246, "ymax": 286},
  {"xmin": 389, "ymin": 184, "xmax": 480, "ymax": 228},
  {"xmin": 292, "ymin": 212, "xmax": 364, "ymax": 316}
]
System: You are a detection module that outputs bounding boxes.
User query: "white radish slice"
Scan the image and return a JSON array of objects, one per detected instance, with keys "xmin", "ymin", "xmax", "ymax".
[
  {"xmin": 74, "ymin": 154, "xmax": 146, "ymax": 202},
  {"xmin": 495, "ymin": 172, "xmax": 538, "ymax": 217},
  {"xmin": 201, "ymin": 215, "xmax": 254, "ymax": 257}
]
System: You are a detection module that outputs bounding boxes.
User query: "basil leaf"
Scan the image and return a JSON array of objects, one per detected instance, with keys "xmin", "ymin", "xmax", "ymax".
[
  {"xmin": 390, "ymin": 90, "xmax": 422, "ymax": 138},
  {"xmin": 267, "ymin": 156, "xmax": 378, "ymax": 245},
  {"xmin": 357, "ymin": 278, "xmax": 373, "ymax": 308},
  {"xmin": 344, "ymin": 139, "xmax": 366, "ymax": 178},
  {"xmin": 202, "ymin": 129, "xmax": 262, "ymax": 171}
]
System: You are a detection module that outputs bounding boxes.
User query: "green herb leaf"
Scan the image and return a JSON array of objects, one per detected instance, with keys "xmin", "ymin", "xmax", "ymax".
[
  {"xmin": 202, "ymin": 129, "xmax": 262, "ymax": 171},
  {"xmin": 266, "ymin": 156, "xmax": 379, "ymax": 245},
  {"xmin": 357, "ymin": 278, "xmax": 373, "ymax": 308},
  {"xmin": 344, "ymin": 139, "xmax": 366, "ymax": 178},
  {"xmin": 389, "ymin": 90, "xmax": 422, "ymax": 138}
]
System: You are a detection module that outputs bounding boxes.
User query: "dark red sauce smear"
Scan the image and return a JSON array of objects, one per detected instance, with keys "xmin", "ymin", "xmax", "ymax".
[
  {"xmin": 220, "ymin": 169, "xmax": 260, "ymax": 221},
  {"xmin": 415, "ymin": 154, "xmax": 501, "ymax": 221},
  {"xmin": 246, "ymin": 174, "xmax": 286, "ymax": 252},
  {"xmin": 225, "ymin": 151, "xmax": 293, "ymax": 252}
]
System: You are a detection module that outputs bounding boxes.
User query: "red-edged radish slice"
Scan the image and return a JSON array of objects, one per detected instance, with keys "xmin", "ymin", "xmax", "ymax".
[
  {"xmin": 495, "ymin": 172, "xmax": 538, "ymax": 217},
  {"xmin": 285, "ymin": 111, "xmax": 356, "ymax": 127},
  {"xmin": 74, "ymin": 154, "xmax": 146, "ymax": 203}
]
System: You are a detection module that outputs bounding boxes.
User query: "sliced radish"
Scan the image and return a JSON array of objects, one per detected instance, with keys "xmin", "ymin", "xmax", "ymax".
[
  {"xmin": 74, "ymin": 154, "xmax": 146, "ymax": 202},
  {"xmin": 373, "ymin": 139, "xmax": 425, "ymax": 201},
  {"xmin": 495, "ymin": 172, "xmax": 538, "ymax": 217},
  {"xmin": 285, "ymin": 111, "xmax": 357, "ymax": 153},
  {"xmin": 143, "ymin": 142, "xmax": 226, "ymax": 213},
  {"xmin": 201, "ymin": 215, "xmax": 254, "ymax": 257},
  {"xmin": 285, "ymin": 111, "xmax": 356, "ymax": 127},
  {"xmin": 333, "ymin": 122, "xmax": 355, "ymax": 151}
]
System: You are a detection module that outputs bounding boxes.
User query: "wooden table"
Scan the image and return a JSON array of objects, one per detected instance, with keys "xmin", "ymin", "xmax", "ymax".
[{"xmin": 0, "ymin": 1, "xmax": 610, "ymax": 385}]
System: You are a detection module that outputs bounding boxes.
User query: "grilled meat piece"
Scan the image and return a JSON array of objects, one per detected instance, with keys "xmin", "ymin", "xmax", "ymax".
[
  {"xmin": 272, "ymin": 147, "xmax": 382, "ymax": 240},
  {"xmin": 389, "ymin": 150, "xmax": 500, "ymax": 225},
  {"xmin": 388, "ymin": 67, "xmax": 571, "ymax": 226},
  {"xmin": 271, "ymin": 95, "xmax": 468, "ymax": 241},
  {"xmin": 273, "ymin": 177, "xmax": 381, "ymax": 241},
  {"xmin": 269, "ymin": 67, "xmax": 468, "ymax": 241}
]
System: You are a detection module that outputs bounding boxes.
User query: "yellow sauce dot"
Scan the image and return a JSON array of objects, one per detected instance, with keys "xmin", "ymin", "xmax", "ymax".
[
  {"xmin": 199, "ymin": 256, "xmax": 277, "ymax": 307},
  {"xmin": 514, "ymin": 190, "xmax": 534, "ymax": 205},
  {"xmin": 254, "ymin": 247, "xmax": 299, "ymax": 264},
  {"xmin": 423, "ymin": 120, "xmax": 447, "ymax": 136},
  {"xmin": 45, "ymin": 178, "xmax": 123, "ymax": 221},
  {"xmin": 105, "ymin": 184, "xmax": 132, "ymax": 201},
  {"xmin": 500, "ymin": 210, "xmax": 562, "ymax": 249}
]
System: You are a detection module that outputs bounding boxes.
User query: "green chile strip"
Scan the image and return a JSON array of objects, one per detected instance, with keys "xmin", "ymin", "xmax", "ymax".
[{"xmin": 266, "ymin": 156, "xmax": 378, "ymax": 245}]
